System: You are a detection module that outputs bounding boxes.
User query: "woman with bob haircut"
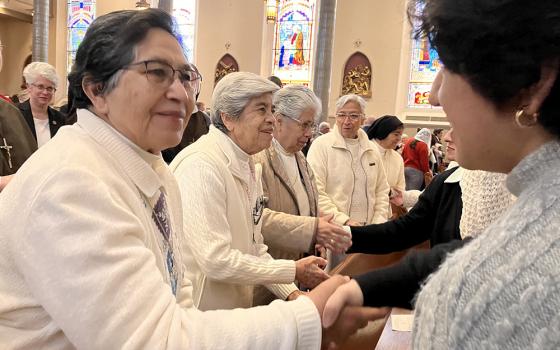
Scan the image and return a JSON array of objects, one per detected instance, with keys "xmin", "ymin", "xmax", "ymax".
[
  {"xmin": 323, "ymin": 0, "xmax": 560, "ymax": 348},
  {"xmin": 0, "ymin": 9, "xmax": 384, "ymax": 349}
]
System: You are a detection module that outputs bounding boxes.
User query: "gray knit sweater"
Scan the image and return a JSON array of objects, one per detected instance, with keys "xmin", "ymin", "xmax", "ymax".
[{"xmin": 413, "ymin": 140, "xmax": 560, "ymax": 349}]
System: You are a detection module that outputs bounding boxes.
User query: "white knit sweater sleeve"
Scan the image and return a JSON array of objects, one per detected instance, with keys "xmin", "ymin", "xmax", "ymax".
[
  {"xmin": 175, "ymin": 157, "xmax": 296, "ymax": 285},
  {"xmin": 307, "ymin": 139, "xmax": 350, "ymax": 225},
  {"xmin": 7, "ymin": 168, "xmax": 320, "ymax": 349}
]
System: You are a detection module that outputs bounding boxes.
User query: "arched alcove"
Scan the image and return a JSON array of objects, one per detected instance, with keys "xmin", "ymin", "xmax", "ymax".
[
  {"xmin": 341, "ymin": 51, "xmax": 372, "ymax": 98},
  {"xmin": 214, "ymin": 54, "xmax": 239, "ymax": 86}
]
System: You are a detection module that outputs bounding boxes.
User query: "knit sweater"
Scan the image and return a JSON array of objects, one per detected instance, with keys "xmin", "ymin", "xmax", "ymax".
[
  {"xmin": 459, "ymin": 169, "xmax": 514, "ymax": 238},
  {"xmin": 413, "ymin": 140, "xmax": 560, "ymax": 349},
  {"xmin": 0, "ymin": 110, "xmax": 321, "ymax": 349}
]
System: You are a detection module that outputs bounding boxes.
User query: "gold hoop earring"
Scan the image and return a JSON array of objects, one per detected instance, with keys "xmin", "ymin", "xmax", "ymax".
[{"xmin": 514, "ymin": 109, "xmax": 539, "ymax": 128}]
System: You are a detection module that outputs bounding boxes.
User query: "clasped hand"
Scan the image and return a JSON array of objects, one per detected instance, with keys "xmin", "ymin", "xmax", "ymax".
[{"xmin": 308, "ymin": 276, "xmax": 389, "ymax": 349}]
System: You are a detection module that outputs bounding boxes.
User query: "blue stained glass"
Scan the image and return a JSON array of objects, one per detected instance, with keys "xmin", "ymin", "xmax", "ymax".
[{"xmin": 272, "ymin": 0, "xmax": 316, "ymax": 86}]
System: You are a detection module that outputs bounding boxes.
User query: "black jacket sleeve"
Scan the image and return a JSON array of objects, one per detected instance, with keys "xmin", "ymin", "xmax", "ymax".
[{"xmin": 353, "ymin": 238, "xmax": 471, "ymax": 309}]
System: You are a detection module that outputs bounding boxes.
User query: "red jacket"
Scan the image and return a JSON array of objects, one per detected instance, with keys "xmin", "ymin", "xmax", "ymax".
[{"xmin": 401, "ymin": 138, "xmax": 430, "ymax": 173}]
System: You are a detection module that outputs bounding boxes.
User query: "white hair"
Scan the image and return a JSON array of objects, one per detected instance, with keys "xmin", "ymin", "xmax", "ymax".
[
  {"xmin": 23, "ymin": 62, "xmax": 59, "ymax": 88},
  {"xmin": 273, "ymin": 85, "xmax": 321, "ymax": 121},
  {"xmin": 211, "ymin": 72, "xmax": 279, "ymax": 134},
  {"xmin": 335, "ymin": 94, "xmax": 366, "ymax": 114},
  {"xmin": 319, "ymin": 121, "xmax": 330, "ymax": 128}
]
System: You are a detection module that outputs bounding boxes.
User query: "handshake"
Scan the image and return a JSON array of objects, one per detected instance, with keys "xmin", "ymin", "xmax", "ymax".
[{"xmin": 304, "ymin": 275, "xmax": 389, "ymax": 349}]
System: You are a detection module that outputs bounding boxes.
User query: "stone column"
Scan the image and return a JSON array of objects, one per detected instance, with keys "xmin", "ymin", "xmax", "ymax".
[
  {"xmin": 32, "ymin": 0, "xmax": 49, "ymax": 62},
  {"xmin": 312, "ymin": 0, "xmax": 337, "ymax": 123},
  {"xmin": 158, "ymin": 0, "xmax": 173, "ymax": 14}
]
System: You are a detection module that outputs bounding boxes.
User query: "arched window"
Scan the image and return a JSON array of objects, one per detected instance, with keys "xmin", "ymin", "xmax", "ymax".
[
  {"xmin": 272, "ymin": 0, "xmax": 316, "ymax": 86},
  {"xmin": 67, "ymin": 0, "xmax": 96, "ymax": 73},
  {"xmin": 173, "ymin": 0, "xmax": 197, "ymax": 63},
  {"xmin": 407, "ymin": 3, "xmax": 441, "ymax": 108}
]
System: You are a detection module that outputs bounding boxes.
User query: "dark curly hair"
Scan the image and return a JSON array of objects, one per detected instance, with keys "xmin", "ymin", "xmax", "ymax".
[
  {"xmin": 68, "ymin": 9, "xmax": 178, "ymax": 109},
  {"xmin": 408, "ymin": 0, "xmax": 560, "ymax": 137}
]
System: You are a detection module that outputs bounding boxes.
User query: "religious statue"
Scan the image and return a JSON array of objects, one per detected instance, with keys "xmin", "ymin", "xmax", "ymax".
[{"xmin": 341, "ymin": 64, "xmax": 372, "ymax": 97}]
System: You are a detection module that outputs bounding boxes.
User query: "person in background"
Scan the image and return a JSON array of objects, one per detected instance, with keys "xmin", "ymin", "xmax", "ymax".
[
  {"xmin": 268, "ymin": 75, "xmax": 283, "ymax": 88},
  {"xmin": 0, "ymin": 9, "xmax": 384, "ymax": 349},
  {"xmin": 401, "ymin": 127, "xmax": 432, "ymax": 190},
  {"xmin": 253, "ymin": 85, "xmax": 352, "ymax": 305},
  {"xmin": 0, "ymin": 36, "xmax": 37, "ymax": 191},
  {"xmin": 361, "ymin": 115, "xmax": 377, "ymax": 131},
  {"xmin": 17, "ymin": 62, "xmax": 67, "ymax": 147},
  {"xmin": 161, "ymin": 63, "xmax": 209, "ymax": 163},
  {"xmin": 317, "ymin": 121, "xmax": 330, "ymax": 136},
  {"xmin": 171, "ymin": 72, "xmax": 332, "ymax": 311},
  {"xmin": 326, "ymin": 0, "xmax": 560, "ymax": 347},
  {"xmin": 307, "ymin": 94, "xmax": 389, "ymax": 269},
  {"xmin": 366, "ymin": 115, "xmax": 420, "ymax": 217}
]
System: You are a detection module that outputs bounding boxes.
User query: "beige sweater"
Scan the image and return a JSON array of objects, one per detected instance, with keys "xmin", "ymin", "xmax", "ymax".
[{"xmin": 307, "ymin": 126, "xmax": 390, "ymax": 225}]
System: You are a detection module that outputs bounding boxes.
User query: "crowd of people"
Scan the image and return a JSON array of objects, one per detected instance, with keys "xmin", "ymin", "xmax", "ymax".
[{"xmin": 0, "ymin": 0, "xmax": 559, "ymax": 348}]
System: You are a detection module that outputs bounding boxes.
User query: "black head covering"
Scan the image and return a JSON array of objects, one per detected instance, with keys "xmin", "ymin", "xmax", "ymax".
[{"xmin": 366, "ymin": 115, "xmax": 403, "ymax": 140}]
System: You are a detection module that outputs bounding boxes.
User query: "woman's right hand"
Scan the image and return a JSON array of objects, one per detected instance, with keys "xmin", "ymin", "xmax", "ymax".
[
  {"xmin": 316, "ymin": 214, "xmax": 352, "ymax": 254},
  {"xmin": 322, "ymin": 279, "xmax": 365, "ymax": 328},
  {"xmin": 295, "ymin": 255, "xmax": 329, "ymax": 289}
]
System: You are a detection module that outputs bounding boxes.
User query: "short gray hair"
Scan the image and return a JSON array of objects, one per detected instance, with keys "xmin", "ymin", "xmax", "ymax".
[
  {"xmin": 23, "ymin": 62, "xmax": 59, "ymax": 88},
  {"xmin": 211, "ymin": 72, "xmax": 279, "ymax": 134},
  {"xmin": 273, "ymin": 85, "xmax": 321, "ymax": 121},
  {"xmin": 335, "ymin": 94, "xmax": 366, "ymax": 114}
]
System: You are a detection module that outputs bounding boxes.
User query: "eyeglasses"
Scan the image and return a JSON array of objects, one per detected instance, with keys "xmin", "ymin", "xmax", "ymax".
[
  {"xmin": 124, "ymin": 60, "xmax": 201, "ymax": 92},
  {"xmin": 30, "ymin": 83, "xmax": 56, "ymax": 94},
  {"xmin": 335, "ymin": 112, "xmax": 364, "ymax": 121},
  {"xmin": 280, "ymin": 114, "xmax": 317, "ymax": 133}
]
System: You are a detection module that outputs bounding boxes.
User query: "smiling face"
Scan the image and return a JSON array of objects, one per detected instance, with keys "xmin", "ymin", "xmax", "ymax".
[
  {"xmin": 275, "ymin": 107, "xmax": 316, "ymax": 153},
  {"xmin": 28, "ymin": 76, "xmax": 56, "ymax": 108},
  {"xmin": 224, "ymin": 93, "xmax": 275, "ymax": 155},
  {"xmin": 335, "ymin": 101, "xmax": 365, "ymax": 139},
  {"xmin": 378, "ymin": 127, "xmax": 404, "ymax": 150},
  {"xmin": 96, "ymin": 28, "xmax": 195, "ymax": 154},
  {"xmin": 443, "ymin": 128, "xmax": 456, "ymax": 161},
  {"xmin": 430, "ymin": 68, "xmax": 521, "ymax": 172}
]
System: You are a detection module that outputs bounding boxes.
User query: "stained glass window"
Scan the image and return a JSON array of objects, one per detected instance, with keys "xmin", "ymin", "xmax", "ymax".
[
  {"xmin": 407, "ymin": 3, "xmax": 441, "ymax": 108},
  {"xmin": 173, "ymin": 0, "xmax": 196, "ymax": 63},
  {"xmin": 67, "ymin": 0, "xmax": 95, "ymax": 73},
  {"xmin": 272, "ymin": 0, "xmax": 316, "ymax": 86}
]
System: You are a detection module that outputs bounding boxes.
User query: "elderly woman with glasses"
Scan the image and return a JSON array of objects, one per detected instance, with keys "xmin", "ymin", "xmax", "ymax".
[
  {"xmin": 307, "ymin": 94, "xmax": 389, "ymax": 229},
  {"xmin": 252, "ymin": 85, "xmax": 352, "ymax": 305},
  {"xmin": 17, "ymin": 62, "xmax": 68, "ymax": 147},
  {"xmin": 307, "ymin": 94, "xmax": 389, "ymax": 268},
  {"xmin": 171, "ymin": 73, "xmax": 335, "ymax": 312},
  {"xmin": 0, "ymin": 9, "xmax": 384, "ymax": 349}
]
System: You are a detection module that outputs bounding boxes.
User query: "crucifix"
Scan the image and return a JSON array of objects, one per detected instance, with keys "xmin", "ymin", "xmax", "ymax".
[{"xmin": 1, "ymin": 137, "xmax": 13, "ymax": 169}]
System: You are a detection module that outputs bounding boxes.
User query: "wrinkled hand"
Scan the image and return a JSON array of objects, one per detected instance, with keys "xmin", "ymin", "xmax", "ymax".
[
  {"xmin": 295, "ymin": 256, "xmax": 329, "ymax": 289},
  {"xmin": 322, "ymin": 306, "xmax": 389, "ymax": 349},
  {"xmin": 389, "ymin": 188, "xmax": 404, "ymax": 207},
  {"xmin": 316, "ymin": 214, "xmax": 352, "ymax": 254},
  {"xmin": 322, "ymin": 279, "xmax": 364, "ymax": 327},
  {"xmin": 315, "ymin": 244, "xmax": 327, "ymax": 259}
]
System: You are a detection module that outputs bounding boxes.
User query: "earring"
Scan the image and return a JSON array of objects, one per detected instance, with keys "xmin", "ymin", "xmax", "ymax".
[{"xmin": 514, "ymin": 109, "xmax": 539, "ymax": 128}]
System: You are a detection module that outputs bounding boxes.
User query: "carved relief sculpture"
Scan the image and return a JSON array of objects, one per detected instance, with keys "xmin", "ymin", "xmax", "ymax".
[
  {"xmin": 214, "ymin": 54, "xmax": 239, "ymax": 86},
  {"xmin": 341, "ymin": 52, "xmax": 372, "ymax": 97}
]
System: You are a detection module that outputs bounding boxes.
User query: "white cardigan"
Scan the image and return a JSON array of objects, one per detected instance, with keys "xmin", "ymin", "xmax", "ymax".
[
  {"xmin": 0, "ymin": 110, "xmax": 320, "ymax": 350},
  {"xmin": 307, "ymin": 126, "xmax": 390, "ymax": 225},
  {"xmin": 170, "ymin": 127, "xmax": 298, "ymax": 311}
]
